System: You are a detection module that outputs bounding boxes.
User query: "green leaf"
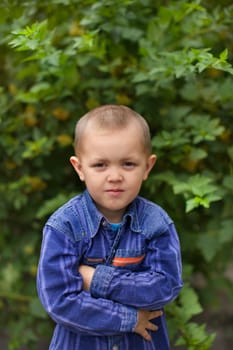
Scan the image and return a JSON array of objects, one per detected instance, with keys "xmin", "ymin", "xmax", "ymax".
[
  {"xmin": 36, "ymin": 192, "xmax": 76, "ymax": 218},
  {"xmin": 22, "ymin": 136, "xmax": 53, "ymax": 158},
  {"xmin": 9, "ymin": 20, "xmax": 50, "ymax": 51},
  {"xmin": 219, "ymin": 48, "xmax": 228, "ymax": 61},
  {"xmin": 176, "ymin": 322, "xmax": 215, "ymax": 349},
  {"xmin": 29, "ymin": 298, "xmax": 47, "ymax": 318},
  {"xmin": 219, "ymin": 220, "xmax": 233, "ymax": 244},
  {"xmin": 179, "ymin": 285, "xmax": 203, "ymax": 321},
  {"xmin": 0, "ymin": 263, "xmax": 20, "ymax": 293},
  {"xmin": 197, "ymin": 234, "xmax": 220, "ymax": 262},
  {"xmin": 172, "ymin": 174, "xmax": 222, "ymax": 212}
]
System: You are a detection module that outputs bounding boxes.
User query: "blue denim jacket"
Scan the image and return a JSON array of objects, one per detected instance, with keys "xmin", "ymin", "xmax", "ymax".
[{"xmin": 37, "ymin": 190, "xmax": 183, "ymax": 350}]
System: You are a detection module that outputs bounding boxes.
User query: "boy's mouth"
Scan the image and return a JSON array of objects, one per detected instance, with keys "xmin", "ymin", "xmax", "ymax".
[{"xmin": 106, "ymin": 189, "xmax": 124, "ymax": 193}]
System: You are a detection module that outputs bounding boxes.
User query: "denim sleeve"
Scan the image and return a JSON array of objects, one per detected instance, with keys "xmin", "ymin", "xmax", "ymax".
[
  {"xmin": 37, "ymin": 225, "xmax": 137, "ymax": 335},
  {"xmin": 90, "ymin": 223, "xmax": 183, "ymax": 310}
]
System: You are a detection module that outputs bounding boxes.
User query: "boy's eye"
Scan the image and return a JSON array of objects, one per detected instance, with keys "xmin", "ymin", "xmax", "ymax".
[
  {"xmin": 92, "ymin": 163, "xmax": 106, "ymax": 168},
  {"xmin": 123, "ymin": 161, "xmax": 137, "ymax": 168}
]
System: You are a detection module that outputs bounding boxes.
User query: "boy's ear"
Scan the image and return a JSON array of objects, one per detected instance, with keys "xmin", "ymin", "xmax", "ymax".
[
  {"xmin": 70, "ymin": 156, "xmax": 85, "ymax": 181},
  {"xmin": 143, "ymin": 154, "xmax": 157, "ymax": 180}
]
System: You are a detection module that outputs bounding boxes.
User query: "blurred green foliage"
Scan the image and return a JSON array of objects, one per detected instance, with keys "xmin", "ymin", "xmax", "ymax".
[{"xmin": 0, "ymin": 0, "xmax": 233, "ymax": 349}]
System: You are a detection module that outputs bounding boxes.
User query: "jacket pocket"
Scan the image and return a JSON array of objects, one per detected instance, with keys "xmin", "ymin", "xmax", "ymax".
[{"xmin": 112, "ymin": 249, "xmax": 145, "ymax": 270}]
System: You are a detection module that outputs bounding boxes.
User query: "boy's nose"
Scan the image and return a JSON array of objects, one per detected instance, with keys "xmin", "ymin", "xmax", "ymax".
[{"xmin": 107, "ymin": 168, "xmax": 123, "ymax": 182}]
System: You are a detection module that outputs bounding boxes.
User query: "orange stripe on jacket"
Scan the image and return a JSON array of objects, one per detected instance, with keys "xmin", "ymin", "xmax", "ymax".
[{"xmin": 112, "ymin": 255, "xmax": 145, "ymax": 267}]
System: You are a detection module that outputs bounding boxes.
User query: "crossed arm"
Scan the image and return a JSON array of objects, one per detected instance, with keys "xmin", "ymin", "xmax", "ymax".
[
  {"xmin": 79, "ymin": 264, "xmax": 162, "ymax": 341},
  {"xmin": 78, "ymin": 225, "xmax": 182, "ymax": 341}
]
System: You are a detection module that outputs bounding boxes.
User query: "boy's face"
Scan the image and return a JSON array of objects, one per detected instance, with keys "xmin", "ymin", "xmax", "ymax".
[{"xmin": 70, "ymin": 122, "xmax": 156, "ymax": 223}]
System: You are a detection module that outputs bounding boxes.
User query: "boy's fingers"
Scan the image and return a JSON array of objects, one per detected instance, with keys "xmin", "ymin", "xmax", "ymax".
[
  {"xmin": 142, "ymin": 330, "xmax": 151, "ymax": 341},
  {"xmin": 142, "ymin": 322, "xmax": 158, "ymax": 341},
  {"xmin": 149, "ymin": 310, "xmax": 163, "ymax": 320},
  {"xmin": 147, "ymin": 322, "xmax": 158, "ymax": 332},
  {"xmin": 134, "ymin": 309, "xmax": 161, "ymax": 341}
]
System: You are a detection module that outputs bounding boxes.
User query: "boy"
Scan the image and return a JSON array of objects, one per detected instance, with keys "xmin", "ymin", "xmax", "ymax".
[{"xmin": 37, "ymin": 105, "xmax": 183, "ymax": 350}]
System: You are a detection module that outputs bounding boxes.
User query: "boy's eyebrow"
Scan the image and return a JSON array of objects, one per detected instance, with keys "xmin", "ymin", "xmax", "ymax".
[
  {"xmin": 89, "ymin": 157, "xmax": 109, "ymax": 163},
  {"xmin": 91, "ymin": 155, "xmax": 141, "ymax": 162},
  {"xmin": 121, "ymin": 156, "xmax": 140, "ymax": 161}
]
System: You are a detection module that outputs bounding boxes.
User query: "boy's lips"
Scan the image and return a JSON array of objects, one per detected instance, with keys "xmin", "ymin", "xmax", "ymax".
[
  {"xmin": 106, "ymin": 189, "xmax": 124, "ymax": 193},
  {"xmin": 106, "ymin": 188, "xmax": 124, "ymax": 196}
]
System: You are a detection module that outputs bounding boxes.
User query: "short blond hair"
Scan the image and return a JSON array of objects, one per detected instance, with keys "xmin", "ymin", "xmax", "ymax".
[{"xmin": 74, "ymin": 105, "xmax": 152, "ymax": 154}]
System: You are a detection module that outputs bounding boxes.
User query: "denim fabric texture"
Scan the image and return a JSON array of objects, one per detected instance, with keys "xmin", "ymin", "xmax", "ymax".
[{"xmin": 37, "ymin": 190, "xmax": 183, "ymax": 350}]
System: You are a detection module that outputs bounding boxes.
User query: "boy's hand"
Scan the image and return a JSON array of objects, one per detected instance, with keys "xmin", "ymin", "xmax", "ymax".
[
  {"xmin": 134, "ymin": 309, "xmax": 163, "ymax": 341},
  {"xmin": 78, "ymin": 265, "xmax": 95, "ymax": 291},
  {"xmin": 79, "ymin": 266, "xmax": 162, "ymax": 341}
]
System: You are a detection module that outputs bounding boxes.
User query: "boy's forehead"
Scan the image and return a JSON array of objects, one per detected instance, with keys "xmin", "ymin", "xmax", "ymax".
[
  {"xmin": 80, "ymin": 123, "xmax": 146, "ymax": 155},
  {"xmin": 80, "ymin": 128, "xmax": 146, "ymax": 159}
]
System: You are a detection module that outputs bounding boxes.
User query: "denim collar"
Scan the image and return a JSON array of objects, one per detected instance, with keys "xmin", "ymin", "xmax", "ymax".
[{"xmin": 82, "ymin": 190, "xmax": 141, "ymax": 238}]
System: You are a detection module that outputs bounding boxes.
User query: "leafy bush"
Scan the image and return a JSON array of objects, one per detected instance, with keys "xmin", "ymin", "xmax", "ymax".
[{"xmin": 0, "ymin": 1, "xmax": 232, "ymax": 349}]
